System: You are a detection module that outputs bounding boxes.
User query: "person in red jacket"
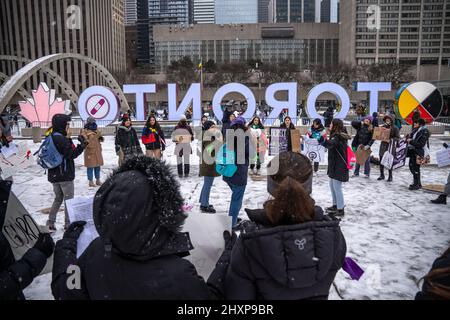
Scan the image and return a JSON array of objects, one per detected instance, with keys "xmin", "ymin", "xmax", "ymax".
[{"xmin": 142, "ymin": 115, "xmax": 165, "ymax": 159}]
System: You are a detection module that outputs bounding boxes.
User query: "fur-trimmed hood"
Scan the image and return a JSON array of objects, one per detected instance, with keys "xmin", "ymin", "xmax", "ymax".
[{"xmin": 93, "ymin": 156, "xmax": 192, "ymax": 261}]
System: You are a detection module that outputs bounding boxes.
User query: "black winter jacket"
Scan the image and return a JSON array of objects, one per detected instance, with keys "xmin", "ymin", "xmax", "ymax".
[
  {"xmin": 415, "ymin": 249, "xmax": 450, "ymax": 300},
  {"xmin": 51, "ymin": 157, "xmax": 220, "ymax": 300},
  {"xmin": 0, "ymin": 181, "xmax": 48, "ymax": 300},
  {"xmin": 208, "ymin": 207, "xmax": 346, "ymax": 300},
  {"xmin": 351, "ymin": 121, "xmax": 374, "ymax": 149},
  {"xmin": 114, "ymin": 126, "xmax": 143, "ymax": 156},
  {"xmin": 48, "ymin": 115, "xmax": 84, "ymax": 183},
  {"xmin": 408, "ymin": 126, "xmax": 430, "ymax": 158},
  {"xmin": 321, "ymin": 132, "xmax": 351, "ymax": 182}
]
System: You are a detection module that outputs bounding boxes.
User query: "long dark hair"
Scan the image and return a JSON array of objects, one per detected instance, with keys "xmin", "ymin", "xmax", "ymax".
[
  {"xmin": 146, "ymin": 115, "xmax": 161, "ymax": 131},
  {"xmin": 418, "ymin": 247, "xmax": 450, "ymax": 299},
  {"xmin": 250, "ymin": 116, "xmax": 265, "ymax": 129},
  {"xmin": 264, "ymin": 153, "xmax": 315, "ymax": 225},
  {"xmin": 330, "ymin": 118, "xmax": 345, "ymax": 137},
  {"xmin": 282, "ymin": 116, "xmax": 295, "ymax": 129}
]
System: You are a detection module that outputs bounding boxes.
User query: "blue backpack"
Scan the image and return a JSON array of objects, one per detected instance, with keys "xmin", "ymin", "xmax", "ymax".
[
  {"xmin": 35, "ymin": 132, "xmax": 64, "ymax": 169},
  {"xmin": 215, "ymin": 144, "xmax": 238, "ymax": 177}
]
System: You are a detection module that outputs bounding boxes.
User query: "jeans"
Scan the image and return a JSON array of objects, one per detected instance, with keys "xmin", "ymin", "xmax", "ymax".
[
  {"xmin": 354, "ymin": 158, "xmax": 371, "ymax": 176},
  {"xmin": 87, "ymin": 167, "xmax": 101, "ymax": 181},
  {"xmin": 227, "ymin": 183, "xmax": 246, "ymax": 227},
  {"xmin": 48, "ymin": 181, "xmax": 74, "ymax": 226},
  {"xmin": 199, "ymin": 176, "xmax": 215, "ymax": 207},
  {"xmin": 329, "ymin": 179, "xmax": 344, "ymax": 210}
]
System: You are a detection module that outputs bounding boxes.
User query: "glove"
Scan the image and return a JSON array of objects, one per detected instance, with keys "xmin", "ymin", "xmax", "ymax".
[
  {"xmin": 63, "ymin": 221, "xmax": 86, "ymax": 240},
  {"xmin": 318, "ymin": 136, "xmax": 325, "ymax": 144},
  {"xmin": 33, "ymin": 233, "xmax": 55, "ymax": 258},
  {"xmin": 363, "ymin": 145, "xmax": 370, "ymax": 151},
  {"xmin": 77, "ymin": 135, "xmax": 88, "ymax": 148},
  {"xmin": 99, "ymin": 136, "xmax": 105, "ymax": 143},
  {"xmin": 223, "ymin": 230, "xmax": 237, "ymax": 251},
  {"xmin": 444, "ymin": 143, "xmax": 448, "ymax": 149}
]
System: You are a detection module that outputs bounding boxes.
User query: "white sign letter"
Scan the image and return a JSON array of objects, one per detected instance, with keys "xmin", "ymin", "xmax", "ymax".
[
  {"xmin": 212, "ymin": 83, "xmax": 256, "ymax": 121},
  {"xmin": 168, "ymin": 83, "xmax": 201, "ymax": 121},
  {"xmin": 123, "ymin": 84, "xmax": 156, "ymax": 121},
  {"xmin": 265, "ymin": 83, "xmax": 297, "ymax": 125},
  {"xmin": 306, "ymin": 83, "xmax": 350, "ymax": 121},
  {"xmin": 357, "ymin": 82, "xmax": 392, "ymax": 116}
]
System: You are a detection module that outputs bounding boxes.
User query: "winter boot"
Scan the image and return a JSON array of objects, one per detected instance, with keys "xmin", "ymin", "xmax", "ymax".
[
  {"xmin": 387, "ymin": 170, "xmax": 393, "ymax": 182},
  {"xmin": 332, "ymin": 209, "xmax": 345, "ymax": 217},
  {"xmin": 409, "ymin": 174, "xmax": 421, "ymax": 190},
  {"xmin": 377, "ymin": 166, "xmax": 385, "ymax": 181},
  {"xmin": 184, "ymin": 164, "xmax": 190, "ymax": 177},
  {"xmin": 96, "ymin": 179, "xmax": 103, "ymax": 186},
  {"xmin": 200, "ymin": 205, "xmax": 217, "ymax": 213},
  {"xmin": 431, "ymin": 194, "xmax": 447, "ymax": 205},
  {"xmin": 177, "ymin": 163, "xmax": 183, "ymax": 177},
  {"xmin": 89, "ymin": 180, "xmax": 96, "ymax": 187},
  {"xmin": 326, "ymin": 205, "xmax": 337, "ymax": 213},
  {"xmin": 314, "ymin": 162, "xmax": 319, "ymax": 173},
  {"xmin": 46, "ymin": 221, "xmax": 56, "ymax": 232}
]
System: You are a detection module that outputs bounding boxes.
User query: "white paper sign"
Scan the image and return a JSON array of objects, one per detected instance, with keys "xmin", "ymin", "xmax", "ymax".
[
  {"xmin": 436, "ymin": 148, "xmax": 450, "ymax": 168},
  {"xmin": 1, "ymin": 143, "xmax": 19, "ymax": 159},
  {"xmin": 183, "ymin": 213, "xmax": 231, "ymax": 280},
  {"xmin": 0, "ymin": 142, "xmax": 33, "ymax": 179},
  {"xmin": 2, "ymin": 189, "xmax": 53, "ymax": 275},
  {"xmin": 66, "ymin": 196, "xmax": 99, "ymax": 258},
  {"xmin": 302, "ymin": 135, "xmax": 326, "ymax": 163}
]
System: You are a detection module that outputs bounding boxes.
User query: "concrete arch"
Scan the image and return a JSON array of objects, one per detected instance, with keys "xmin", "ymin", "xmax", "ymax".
[
  {"xmin": 0, "ymin": 72, "xmax": 31, "ymax": 101},
  {"xmin": 0, "ymin": 55, "xmax": 79, "ymax": 107},
  {"xmin": 0, "ymin": 53, "xmax": 129, "ymax": 114}
]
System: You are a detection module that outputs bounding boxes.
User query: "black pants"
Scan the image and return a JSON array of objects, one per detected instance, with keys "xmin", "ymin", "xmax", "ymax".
[
  {"xmin": 409, "ymin": 156, "xmax": 421, "ymax": 185},
  {"xmin": 313, "ymin": 162, "xmax": 319, "ymax": 172}
]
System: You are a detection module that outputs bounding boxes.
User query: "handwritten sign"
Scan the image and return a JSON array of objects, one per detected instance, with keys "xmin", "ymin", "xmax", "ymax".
[
  {"xmin": 302, "ymin": 135, "xmax": 326, "ymax": 163},
  {"xmin": 0, "ymin": 142, "xmax": 33, "ymax": 179},
  {"xmin": 436, "ymin": 148, "xmax": 450, "ymax": 168},
  {"xmin": 269, "ymin": 128, "xmax": 288, "ymax": 156}
]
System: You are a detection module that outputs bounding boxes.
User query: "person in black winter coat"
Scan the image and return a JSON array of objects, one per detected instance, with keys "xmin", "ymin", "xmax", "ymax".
[
  {"xmin": 208, "ymin": 152, "xmax": 346, "ymax": 300},
  {"xmin": 371, "ymin": 112, "xmax": 379, "ymax": 127},
  {"xmin": 323, "ymin": 106, "xmax": 334, "ymax": 128},
  {"xmin": 319, "ymin": 119, "xmax": 351, "ymax": 217},
  {"xmin": 280, "ymin": 116, "xmax": 296, "ymax": 152},
  {"xmin": 222, "ymin": 112, "xmax": 236, "ymax": 142},
  {"xmin": 406, "ymin": 118, "xmax": 430, "ymax": 190},
  {"xmin": 47, "ymin": 114, "xmax": 86, "ymax": 231},
  {"xmin": 377, "ymin": 115, "xmax": 400, "ymax": 182},
  {"xmin": 430, "ymin": 143, "xmax": 450, "ymax": 205},
  {"xmin": 115, "ymin": 114, "xmax": 143, "ymax": 166},
  {"xmin": 415, "ymin": 246, "xmax": 450, "ymax": 300},
  {"xmin": 351, "ymin": 116, "xmax": 375, "ymax": 177},
  {"xmin": 0, "ymin": 180, "xmax": 55, "ymax": 300},
  {"xmin": 51, "ymin": 157, "xmax": 223, "ymax": 300}
]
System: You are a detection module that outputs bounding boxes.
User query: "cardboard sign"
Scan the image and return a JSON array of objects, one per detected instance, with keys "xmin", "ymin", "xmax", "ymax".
[
  {"xmin": 290, "ymin": 129, "xmax": 302, "ymax": 153},
  {"xmin": 302, "ymin": 135, "xmax": 326, "ymax": 163},
  {"xmin": 372, "ymin": 127, "xmax": 391, "ymax": 143},
  {"xmin": 436, "ymin": 148, "xmax": 450, "ymax": 168},
  {"xmin": 1, "ymin": 183, "xmax": 52, "ymax": 275},
  {"xmin": 269, "ymin": 128, "xmax": 288, "ymax": 156},
  {"xmin": 355, "ymin": 146, "xmax": 372, "ymax": 165}
]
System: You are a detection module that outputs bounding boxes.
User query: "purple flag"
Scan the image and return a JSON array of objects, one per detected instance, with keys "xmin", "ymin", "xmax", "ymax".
[{"xmin": 342, "ymin": 257, "xmax": 364, "ymax": 280}]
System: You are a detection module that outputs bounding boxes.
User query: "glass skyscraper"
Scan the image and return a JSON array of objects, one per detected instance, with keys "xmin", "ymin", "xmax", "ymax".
[{"xmin": 215, "ymin": 0, "xmax": 258, "ymax": 24}]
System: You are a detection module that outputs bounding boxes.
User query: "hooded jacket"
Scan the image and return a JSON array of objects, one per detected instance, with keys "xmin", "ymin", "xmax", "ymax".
[
  {"xmin": 351, "ymin": 120, "xmax": 374, "ymax": 149},
  {"xmin": 323, "ymin": 107, "xmax": 334, "ymax": 128},
  {"xmin": 51, "ymin": 157, "xmax": 218, "ymax": 300},
  {"xmin": 208, "ymin": 207, "xmax": 346, "ymax": 300},
  {"xmin": 321, "ymin": 132, "xmax": 351, "ymax": 182},
  {"xmin": 0, "ymin": 181, "xmax": 48, "ymax": 300},
  {"xmin": 379, "ymin": 115, "xmax": 400, "ymax": 159},
  {"xmin": 114, "ymin": 125, "xmax": 142, "ymax": 157},
  {"xmin": 48, "ymin": 114, "xmax": 85, "ymax": 183}
]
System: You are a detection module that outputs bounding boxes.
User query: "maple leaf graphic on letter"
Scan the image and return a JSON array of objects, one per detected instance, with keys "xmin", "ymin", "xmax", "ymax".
[{"xmin": 19, "ymin": 83, "xmax": 70, "ymax": 127}]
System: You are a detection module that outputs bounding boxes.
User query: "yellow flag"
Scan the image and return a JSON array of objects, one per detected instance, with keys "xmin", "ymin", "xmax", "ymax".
[{"xmin": 198, "ymin": 62, "xmax": 203, "ymax": 69}]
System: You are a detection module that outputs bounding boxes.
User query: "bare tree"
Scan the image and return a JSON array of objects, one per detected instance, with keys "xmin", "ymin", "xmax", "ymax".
[
  {"xmin": 210, "ymin": 62, "xmax": 251, "ymax": 86},
  {"xmin": 166, "ymin": 56, "xmax": 198, "ymax": 90}
]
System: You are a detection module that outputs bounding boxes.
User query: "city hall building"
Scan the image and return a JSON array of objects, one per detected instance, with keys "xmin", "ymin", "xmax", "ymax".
[{"xmin": 153, "ymin": 23, "xmax": 339, "ymax": 73}]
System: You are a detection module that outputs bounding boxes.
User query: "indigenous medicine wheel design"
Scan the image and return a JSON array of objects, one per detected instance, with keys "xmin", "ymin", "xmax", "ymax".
[{"xmin": 395, "ymin": 82, "xmax": 443, "ymax": 125}]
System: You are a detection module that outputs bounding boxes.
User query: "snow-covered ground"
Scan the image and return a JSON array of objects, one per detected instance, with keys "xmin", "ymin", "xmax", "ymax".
[{"xmin": 12, "ymin": 136, "xmax": 450, "ymax": 300}]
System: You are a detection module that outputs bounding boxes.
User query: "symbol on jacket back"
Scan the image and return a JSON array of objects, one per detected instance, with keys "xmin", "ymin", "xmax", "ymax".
[{"xmin": 295, "ymin": 238, "xmax": 306, "ymax": 250}]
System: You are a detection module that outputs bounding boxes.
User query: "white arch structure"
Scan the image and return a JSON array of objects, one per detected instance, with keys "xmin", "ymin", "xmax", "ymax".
[
  {"xmin": 0, "ymin": 71, "xmax": 31, "ymax": 101},
  {"xmin": 0, "ymin": 53, "xmax": 129, "ymax": 114},
  {"xmin": 0, "ymin": 55, "xmax": 79, "ymax": 107}
]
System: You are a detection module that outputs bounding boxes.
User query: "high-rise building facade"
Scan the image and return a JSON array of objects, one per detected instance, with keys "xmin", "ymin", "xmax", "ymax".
[
  {"xmin": 125, "ymin": 0, "xmax": 138, "ymax": 26},
  {"xmin": 320, "ymin": 0, "xmax": 339, "ymax": 23},
  {"xmin": 0, "ymin": 0, "xmax": 127, "ymax": 97},
  {"xmin": 153, "ymin": 23, "xmax": 339, "ymax": 73},
  {"xmin": 258, "ymin": 0, "xmax": 271, "ymax": 23},
  {"xmin": 339, "ymin": 0, "xmax": 450, "ymax": 80},
  {"xmin": 194, "ymin": 0, "xmax": 214, "ymax": 24},
  {"xmin": 215, "ymin": 0, "xmax": 258, "ymax": 24},
  {"xmin": 268, "ymin": 0, "xmax": 320, "ymax": 23}
]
